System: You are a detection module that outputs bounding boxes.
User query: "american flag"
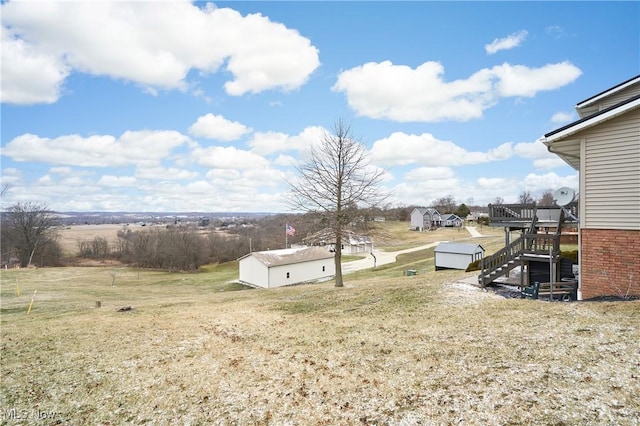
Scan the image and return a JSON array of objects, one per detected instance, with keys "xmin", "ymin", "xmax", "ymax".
[{"xmin": 286, "ymin": 223, "xmax": 295, "ymax": 236}]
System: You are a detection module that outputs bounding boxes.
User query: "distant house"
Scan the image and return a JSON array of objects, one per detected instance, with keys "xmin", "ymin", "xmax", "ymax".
[
  {"xmin": 302, "ymin": 228, "xmax": 373, "ymax": 254},
  {"xmin": 410, "ymin": 208, "xmax": 442, "ymax": 231},
  {"xmin": 469, "ymin": 211, "xmax": 489, "ymax": 222},
  {"xmin": 441, "ymin": 213, "xmax": 463, "ymax": 227},
  {"xmin": 238, "ymin": 247, "xmax": 335, "ymax": 289},
  {"xmin": 435, "ymin": 242, "xmax": 484, "ymax": 271},
  {"xmin": 541, "ymin": 74, "xmax": 640, "ymax": 299}
]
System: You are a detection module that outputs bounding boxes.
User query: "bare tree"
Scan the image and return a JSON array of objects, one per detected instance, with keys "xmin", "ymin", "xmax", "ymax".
[
  {"xmin": 1, "ymin": 202, "xmax": 60, "ymax": 267},
  {"xmin": 492, "ymin": 196, "xmax": 504, "ymax": 205},
  {"xmin": 289, "ymin": 119, "xmax": 386, "ymax": 287},
  {"xmin": 518, "ymin": 190, "xmax": 535, "ymax": 204},
  {"xmin": 432, "ymin": 195, "xmax": 456, "ymax": 213},
  {"xmin": 538, "ymin": 189, "xmax": 555, "ymax": 206}
]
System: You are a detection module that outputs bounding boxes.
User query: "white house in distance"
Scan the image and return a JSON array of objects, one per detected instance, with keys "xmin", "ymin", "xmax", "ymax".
[
  {"xmin": 410, "ymin": 208, "xmax": 441, "ymax": 231},
  {"xmin": 302, "ymin": 228, "xmax": 374, "ymax": 254},
  {"xmin": 434, "ymin": 242, "xmax": 485, "ymax": 271},
  {"xmin": 238, "ymin": 246, "xmax": 335, "ymax": 289}
]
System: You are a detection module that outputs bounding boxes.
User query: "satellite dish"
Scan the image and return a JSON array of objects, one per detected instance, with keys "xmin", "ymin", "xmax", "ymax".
[{"xmin": 554, "ymin": 187, "xmax": 575, "ymax": 206}]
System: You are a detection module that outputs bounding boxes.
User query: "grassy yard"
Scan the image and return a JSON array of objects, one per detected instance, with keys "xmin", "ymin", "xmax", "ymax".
[{"xmin": 1, "ymin": 224, "xmax": 638, "ymax": 425}]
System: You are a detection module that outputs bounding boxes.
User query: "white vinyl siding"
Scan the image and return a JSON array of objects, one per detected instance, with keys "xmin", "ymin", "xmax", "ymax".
[
  {"xmin": 239, "ymin": 256, "xmax": 269, "ymax": 288},
  {"xmin": 267, "ymin": 259, "xmax": 335, "ymax": 288},
  {"xmin": 582, "ymin": 109, "xmax": 640, "ymax": 229}
]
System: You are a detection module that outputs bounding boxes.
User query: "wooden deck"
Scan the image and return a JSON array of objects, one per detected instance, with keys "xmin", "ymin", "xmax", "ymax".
[{"xmin": 487, "ymin": 203, "xmax": 578, "ymax": 229}]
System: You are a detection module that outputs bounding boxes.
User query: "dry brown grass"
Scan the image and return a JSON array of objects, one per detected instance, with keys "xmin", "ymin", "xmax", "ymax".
[
  {"xmin": 56, "ymin": 224, "xmax": 128, "ymax": 256},
  {"xmin": 1, "ymin": 223, "xmax": 639, "ymax": 425}
]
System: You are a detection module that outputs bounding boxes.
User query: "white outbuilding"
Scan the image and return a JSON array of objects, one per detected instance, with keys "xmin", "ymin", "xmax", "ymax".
[
  {"xmin": 434, "ymin": 242, "xmax": 485, "ymax": 271},
  {"xmin": 238, "ymin": 246, "xmax": 335, "ymax": 288}
]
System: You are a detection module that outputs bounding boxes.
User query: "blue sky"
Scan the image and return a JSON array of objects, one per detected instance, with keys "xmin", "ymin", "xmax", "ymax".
[{"xmin": 1, "ymin": 1, "xmax": 638, "ymax": 213}]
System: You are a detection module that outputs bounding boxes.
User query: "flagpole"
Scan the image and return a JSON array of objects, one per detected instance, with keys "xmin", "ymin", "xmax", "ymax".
[{"xmin": 285, "ymin": 224, "xmax": 288, "ymax": 248}]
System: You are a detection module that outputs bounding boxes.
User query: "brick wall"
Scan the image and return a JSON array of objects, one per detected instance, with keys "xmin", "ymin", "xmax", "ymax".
[{"xmin": 580, "ymin": 228, "xmax": 640, "ymax": 299}]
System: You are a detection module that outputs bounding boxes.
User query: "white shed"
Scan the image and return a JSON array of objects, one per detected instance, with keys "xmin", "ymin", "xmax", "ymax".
[
  {"xmin": 238, "ymin": 246, "xmax": 335, "ymax": 288},
  {"xmin": 434, "ymin": 242, "xmax": 484, "ymax": 271}
]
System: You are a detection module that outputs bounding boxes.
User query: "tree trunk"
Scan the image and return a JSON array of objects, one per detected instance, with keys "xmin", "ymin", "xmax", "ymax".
[{"xmin": 334, "ymin": 225, "xmax": 343, "ymax": 287}]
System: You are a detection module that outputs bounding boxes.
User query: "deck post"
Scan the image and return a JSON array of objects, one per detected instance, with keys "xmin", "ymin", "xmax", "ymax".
[
  {"xmin": 549, "ymin": 245, "xmax": 554, "ymax": 301},
  {"xmin": 504, "ymin": 227, "xmax": 510, "ymax": 278}
]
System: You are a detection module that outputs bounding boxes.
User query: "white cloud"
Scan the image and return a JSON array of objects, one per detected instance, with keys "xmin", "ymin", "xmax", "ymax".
[
  {"xmin": 477, "ymin": 177, "xmax": 510, "ymax": 188},
  {"xmin": 274, "ymin": 154, "xmax": 297, "ymax": 167},
  {"xmin": 135, "ymin": 167, "xmax": 198, "ymax": 181},
  {"xmin": 2, "ymin": 130, "xmax": 190, "ymax": 167},
  {"xmin": 248, "ymin": 131, "xmax": 291, "ymax": 155},
  {"xmin": 551, "ymin": 111, "xmax": 575, "ymax": 124},
  {"xmin": 50, "ymin": 167, "xmax": 73, "ymax": 175},
  {"xmin": 249, "ymin": 126, "xmax": 324, "ymax": 156},
  {"xmin": 370, "ymin": 132, "xmax": 514, "ymax": 167},
  {"xmin": 403, "ymin": 167, "xmax": 456, "ymax": 181},
  {"xmin": 513, "ymin": 140, "xmax": 567, "ymax": 170},
  {"xmin": 546, "ymin": 25, "xmax": 569, "ymax": 39},
  {"xmin": 1, "ymin": 27, "xmax": 69, "ymax": 104},
  {"xmin": 522, "ymin": 172, "xmax": 578, "ymax": 195},
  {"xmin": 492, "ymin": 62, "xmax": 582, "ymax": 97},
  {"xmin": 485, "ymin": 30, "xmax": 528, "ymax": 54},
  {"xmin": 98, "ymin": 175, "xmax": 138, "ymax": 187},
  {"xmin": 188, "ymin": 114, "xmax": 252, "ymax": 141},
  {"xmin": 332, "ymin": 61, "xmax": 581, "ymax": 122},
  {"xmin": 1, "ymin": 1, "xmax": 319, "ymax": 104},
  {"xmin": 194, "ymin": 146, "xmax": 269, "ymax": 170}
]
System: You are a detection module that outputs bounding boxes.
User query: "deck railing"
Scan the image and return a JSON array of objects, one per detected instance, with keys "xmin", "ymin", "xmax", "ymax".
[
  {"xmin": 522, "ymin": 233, "xmax": 560, "ymax": 255},
  {"xmin": 488, "ymin": 202, "xmax": 578, "ymax": 225},
  {"xmin": 479, "ymin": 236, "xmax": 525, "ymax": 286},
  {"xmin": 488, "ymin": 203, "xmax": 537, "ymax": 223}
]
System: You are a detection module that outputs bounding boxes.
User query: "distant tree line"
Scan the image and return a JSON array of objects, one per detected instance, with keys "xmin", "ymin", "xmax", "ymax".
[{"xmin": 1, "ymin": 188, "xmax": 565, "ymax": 270}]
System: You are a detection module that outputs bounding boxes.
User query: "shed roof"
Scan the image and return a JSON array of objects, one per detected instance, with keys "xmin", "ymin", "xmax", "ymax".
[
  {"xmin": 238, "ymin": 246, "xmax": 333, "ymax": 267},
  {"xmin": 435, "ymin": 242, "xmax": 484, "ymax": 254}
]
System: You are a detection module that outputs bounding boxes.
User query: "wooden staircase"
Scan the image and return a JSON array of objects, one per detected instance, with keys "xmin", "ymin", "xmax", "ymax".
[
  {"xmin": 478, "ymin": 235, "xmax": 525, "ymax": 286},
  {"xmin": 478, "ymin": 209, "xmax": 566, "ymax": 287}
]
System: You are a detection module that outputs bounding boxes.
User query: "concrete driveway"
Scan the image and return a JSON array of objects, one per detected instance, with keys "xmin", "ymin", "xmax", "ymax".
[{"xmin": 341, "ymin": 241, "xmax": 440, "ymax": 274}]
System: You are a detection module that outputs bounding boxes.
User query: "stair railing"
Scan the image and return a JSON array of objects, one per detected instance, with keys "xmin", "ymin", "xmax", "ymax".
[{"xmin": 479, "ymin": 236, "xmax": 525, "ymax": 287}]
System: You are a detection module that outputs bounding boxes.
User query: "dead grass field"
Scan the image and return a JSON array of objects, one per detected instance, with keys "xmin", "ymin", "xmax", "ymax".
[{"xmin": 1, "ymin": 223, "xmax": 638, "ymax": 425}]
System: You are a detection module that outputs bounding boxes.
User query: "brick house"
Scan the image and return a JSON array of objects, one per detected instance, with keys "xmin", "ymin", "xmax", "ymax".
[{"xmin": 542, "ymin": 75, "xmax": 640, "ymax": 299}]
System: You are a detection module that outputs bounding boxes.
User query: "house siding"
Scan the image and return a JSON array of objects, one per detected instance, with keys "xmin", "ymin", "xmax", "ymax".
[
  {"xmin": 239, "ymin": 256, "xmax": 268, "ymax": 288},
  {"xmin": 580, "ymin": 228, "xmax": 640, "ymax": 299},
  {"xmin": 582, "ymin": 109, "xmax": 640, "ymax": 229},
  {"xmin": 410, "ymin": 208, "xmax": 441, "ymax": 231},
  {"xmin": 410, "ymin": 209, "xmax": 427, "ymax": 230},
  {"xmin": 268, "ymin": 258, "xmax": 335, "ymax": 288}
]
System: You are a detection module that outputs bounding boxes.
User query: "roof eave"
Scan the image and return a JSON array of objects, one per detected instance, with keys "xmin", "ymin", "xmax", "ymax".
[
  {"xmin": 576, "ymin": 75, "xmax": 640, "ymax": 109},
  {"xmin": 543, "ymin": 96, "xmax": 640, "ymax": 143}
]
